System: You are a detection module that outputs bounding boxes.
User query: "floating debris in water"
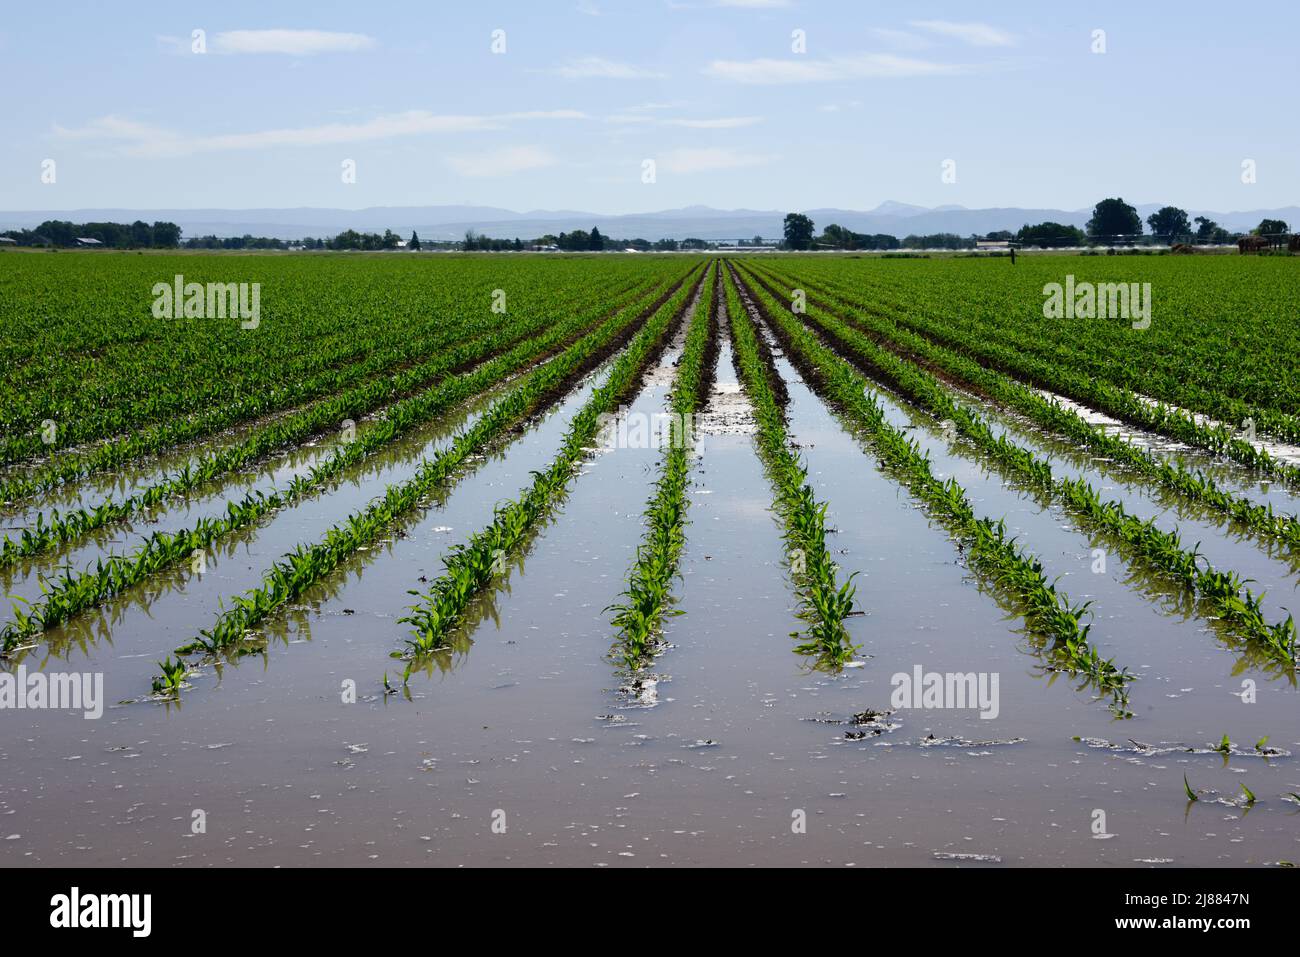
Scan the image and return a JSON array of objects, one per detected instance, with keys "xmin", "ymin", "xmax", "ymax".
[
  {"xmin": 919, "ymin": 734, "xmax": 1025, "ymax": 749},
  {"xmin": 933, "ymin": 851, "xmax": 1002, "ymax": 863},
  {"xmin": 1075, "ymin": 737, "xmax": 1289, "ymax": 759}
]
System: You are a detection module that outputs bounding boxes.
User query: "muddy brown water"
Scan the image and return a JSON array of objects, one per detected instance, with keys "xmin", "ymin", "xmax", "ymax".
[{"xmin": 2, "ymin": 289, "xmax": 1297, "ymax": 867}]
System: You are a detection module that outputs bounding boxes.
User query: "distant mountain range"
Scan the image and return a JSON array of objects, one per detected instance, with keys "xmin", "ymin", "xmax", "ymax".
[{"xmin": 3, "ymin": 202, "xmax": 1297, "ymax": 242}]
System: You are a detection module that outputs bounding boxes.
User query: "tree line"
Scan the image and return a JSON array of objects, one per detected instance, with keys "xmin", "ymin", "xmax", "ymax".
[
  {"xmin": 1, "ymin": 219, "xmax": 182, "ymax": 248},
  {"xmin": 10, "ymin": 203, "xmax": 1284, "ymax": 256},
  {"xmin": 782, "ymin": 201, "xmax": 1291, "ymax": 251},
  {"xmin": 462, "ymin": 226, "xmax": 707, "ymax": 252}
]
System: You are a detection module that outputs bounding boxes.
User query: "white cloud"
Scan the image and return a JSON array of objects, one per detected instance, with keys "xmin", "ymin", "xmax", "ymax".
[
  {"xmin": 659, "ymin": 147, "xmax": 774, "ymax": 174},
  {"xmin": 908, "ymin": 20, "xmax": 1015, "ymax": 47},
  {"xmin": 704, "ymin": 53, "xmax": 965, "ymax": 84},
  {"xmin": 505, "ymin": 110, "xmax": 589, "ymax": 120},
  {"xmin": 870, "ymin": 28, "xmax": 932, "ymax": 51},
  {"xmin": 664, "ymin": 116, "xmax": 762, "ymax": 129},
  {"xmin": 447, "ymin": 146, "xmax": 556, "ymax": 177},
  {"xmin": 552, "ymin": 56, "xmax": 666, "ymax": 79},
  {"xmin": 54, "ymin": 110, "xmax": 585, "ymax": 158},
  {"xmin": 606, "ymin": 113, "xmax": 761, "ymax": 129},
  {"xmin": 160, "ymin": 29, "xmax": 379, "ymax": 56}
]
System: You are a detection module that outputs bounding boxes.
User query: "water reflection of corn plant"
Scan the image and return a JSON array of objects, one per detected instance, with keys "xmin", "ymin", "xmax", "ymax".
[
  {"xmin": 609, "ymin": 263, "xmax": 717, "ymax": 671},
  {"xmin": 724, "ymin": 265, "xmax": 861, "ymax": 668},
  {"xmin": 397, "ymin": 270, "xmax": 704, "ymax": 679}
]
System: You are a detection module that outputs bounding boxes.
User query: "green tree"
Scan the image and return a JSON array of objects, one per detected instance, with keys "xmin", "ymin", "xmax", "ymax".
[
  {"xmin": 409, "ymin": 231, "xmax": 421, "ymax": 251},
  {"xmin": 783, "ymin": 212, "xmax": 815, "ymax": 250},
  {"xmin": 1146, "ymin": 206, "xmax": 1192, "ymax": 243},
  {"xmin": 1254, "ymin": 218, "xmax": 1289, "ymax": 236},
  {"xmin": 819, "ymin": 223, "xmax": 853, "ymax": 249},
  {"xmin": 588, "ymin": 226, "xmax": 604, "ymax": 251},
  {"xmin": 1086, "ymin": 198, "xmax": 1142, "ymax": 241},
  {"xmin": 1016, "ymin": 222, "xmax": 1087, "ymax": 247},
  {"xmin": 129, "ymin": 220, "xmax": 153, "ymax": 247},
  {"xmin": 150, "ymin": 222, "xmax": 181, "ymax": 247}
]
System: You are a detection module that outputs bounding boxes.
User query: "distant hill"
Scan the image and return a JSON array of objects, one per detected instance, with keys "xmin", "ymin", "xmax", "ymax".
[{"xmin": 3, "ymin": 202, "xmax": 1297, "ymax": 242}]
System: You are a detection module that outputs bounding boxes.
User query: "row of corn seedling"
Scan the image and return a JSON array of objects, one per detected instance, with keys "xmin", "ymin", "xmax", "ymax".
[
  {"xmin": 858, "ymin": 271, "xmax": 1300, "ymax": 448},
  {"xmin": 808, "ymin": 262, "xmax": 1300, "ymax": 451},
  {"xmin": 2, "ymin": 299, "xmax": 478, "ymax": 483},
  {"xmin": 606, "ymin": 262, "xmax": 719, "ymax": 670},
  {"xmin": 393, "ymin": 270, "xmax": 707, "ymax": 676},
  {"xmin": 0, "ymin": 276, "xmax": 656, "ymax": 568},
  {"xmin": 2, "ymin": 314, "xmax": 408, "ymax": 468},
  {"xmin": 785, "ymin": 269, "xmax": 1300, "ymax": 488},
  {"xmin": 721, "ymin": 264, "xmax": 862, "ymax": 668},
  {"xmin": 0, "ymin": 260, "xmax": 665, "ymax": 471},
  {"xmin": 740, "ymin": 263, "xmax": 1297, "ymax": 669},
  {"xmin": 0, "ymin": 267, "xmax": 699, "ymax": 656},
  {"xmin": 729, "ymin": 265, "xmax": 1134, "ymax": 712},
  {"xmin": 748, "ymin": 261, "xmax": 1300, "ymax": 558},
  {"xmin": 0, "ymin": 274, "xmax": 652, "ymax": 505}
]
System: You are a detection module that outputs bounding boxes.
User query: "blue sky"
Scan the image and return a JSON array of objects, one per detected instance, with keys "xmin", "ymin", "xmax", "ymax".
[{"xmin": 1, "ymin": 0, "xmax": 1295, "ymax": 213}]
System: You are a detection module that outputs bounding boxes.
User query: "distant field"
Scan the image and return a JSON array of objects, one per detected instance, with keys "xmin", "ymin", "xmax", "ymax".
[{"xmin": 1, "ymin": 251, "xmax": 1297, "ymax": 867}]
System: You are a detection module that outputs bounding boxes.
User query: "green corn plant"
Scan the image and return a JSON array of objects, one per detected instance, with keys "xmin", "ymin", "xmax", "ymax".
[
  {"xmin": 151, "ymin": 656, "xmax": 188, "ymax": 697},
  {"xmin": 729, "ymin": 263, "xmax": 1133, "ymax": 713},
  {"xmin": 0, "ymin": 277, "xmax": 658, "ymax": 570},
  {"xmin": 737, "ymin": 262, "xmax": 1297, "ymax": 671},
  {"xmin": 3, "ymin": 269, "xmax": 700, "ymax": 659},
  {"xmin": 394, "ymin": 268, "xmax": 707, "ymax": 677},
  {"xmin": 747, "ymin": 260, "xmax": 1300, "ymax": 487},
  {"xmin": 606, "ymin": 263, "xmax": 718, "ymax": 673},
  {"xmin": 722, "ymin": 264, "xmax": 862, "ymax": 669}
]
